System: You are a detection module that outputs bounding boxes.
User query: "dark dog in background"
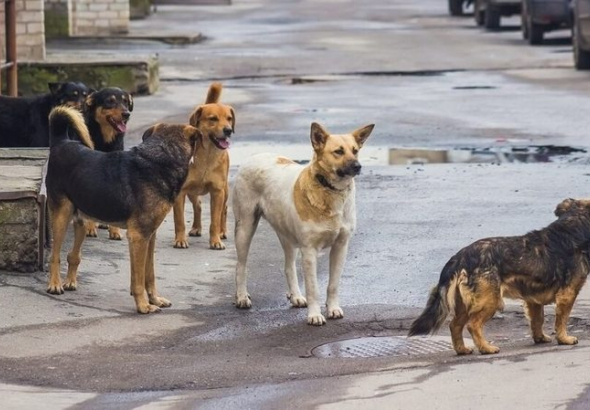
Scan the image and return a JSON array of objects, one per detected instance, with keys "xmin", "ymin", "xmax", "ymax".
[
  {"xmin": 83, "ymin": 87, "xmax": 134, "ymax": 240},
  {"xmin": 45, "ymin": 106, "xmax": 202, "ymax": 314},
  {"xmin": 0, "ymin": 82, "xmax": 91, "ymax": 147},
  {"xmin": 409, "ymin": 198, "xmax": 590, "ymax": 355}
]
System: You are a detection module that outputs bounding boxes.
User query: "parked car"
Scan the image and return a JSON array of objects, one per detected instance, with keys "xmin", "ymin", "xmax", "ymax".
[
  {"xmin": 521, "ymin": 0, "xmax": 572, "ymax": 45},
  {"xmin": 573, "ymin": 0, "xmax": 590, "ymax": 69},
  {"xmin": 474, "ymin": 0, "xmax": 522, "ymax": 29},
  {"xmin": 448, "ymin": 0, "xmax": 473, "ymax": 16}
]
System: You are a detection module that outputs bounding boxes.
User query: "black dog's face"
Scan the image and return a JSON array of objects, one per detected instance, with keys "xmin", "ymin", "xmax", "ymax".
[
  {"xmin": 86, "ymin": 87, "xmax": 134, "ymax": 140},
  {"xmin": 48, "ymin": 82, "xmax": 93, "ymax": 110}
]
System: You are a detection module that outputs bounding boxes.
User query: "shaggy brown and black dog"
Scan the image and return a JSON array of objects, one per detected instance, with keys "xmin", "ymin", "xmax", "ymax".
[
  {"xmin": 45, "ymin": 106, "xmax": 201, "ymax": 314},
  {"xmin": 409, "ymin": 198, "xmax": 590, "ymax": 355}
]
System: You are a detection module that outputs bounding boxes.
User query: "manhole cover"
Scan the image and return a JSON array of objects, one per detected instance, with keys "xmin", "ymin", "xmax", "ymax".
[{"xmin": 312, "ymin": 336, "xmax": 455, "ymax": 358}]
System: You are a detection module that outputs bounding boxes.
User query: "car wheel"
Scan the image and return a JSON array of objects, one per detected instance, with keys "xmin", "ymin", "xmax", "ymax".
[
  {"xmin": 449, "ymin": 0, "xmax": 464, "ymax": 16},
  {"xmin": 573, "ymin": 19, "xmax": 590, "ymax": 70},
  {"xmin": 475, "ymin": 0, "xmax": 485, "ymax": 26},
  {"xmin": 484, "ymin": 3, "xmax": 501, "ymax": 29},
  {"xmin": 528, "ymin": 19, "xmax": 544, "ymax": 45}
]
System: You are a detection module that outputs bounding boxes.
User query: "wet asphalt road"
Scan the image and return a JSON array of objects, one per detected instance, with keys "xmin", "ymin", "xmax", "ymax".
[{"xmin": 3, "ymin": 0, "xmax": 590, "ymax": 408}]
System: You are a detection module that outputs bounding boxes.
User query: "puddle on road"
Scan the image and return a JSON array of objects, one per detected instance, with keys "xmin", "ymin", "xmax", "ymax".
[
  {"xmin": 230, "ymin": 144, "xmax": 586, "ymax": 167},
  {"xmin": 389, "ymin": 145, "xmax": 587, "ymax": 165}
]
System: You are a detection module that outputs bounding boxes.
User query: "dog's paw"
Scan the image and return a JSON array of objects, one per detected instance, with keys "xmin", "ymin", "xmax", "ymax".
[
  {"xmin": 149, "ymin": 295, "xmax": 172, "ymax": 308},
  {"xmin": 479, "ymin": 345, "xmax": 500, "ymax": 355},
  {"xmin": 327, "ymin": 306, "xmax": 344, "ymax": 319},
  {"xmin": 307, "ymin": 313, "xmax": 327, "ymax": 326},
  {"xmin": 137, "ymin": 304, "xmax": 161, "ymax": 314},
  {"xmin": 86, "ymin": 227, "xmax": 98, "ymax": 238},
  {"xmin": 533, "ymin": 334, "xmax": 552, "ymax": 344},
  {"xmin": 174, "ymin": 238, "xmax": 189, "ymax": 249},
  {"xmin": 454, "ymin": 346, "xmax": 474, "ymax": 355},
  {"xmin": 557, "ymin": 335, "xmax": 578, "ymax": 345},
  {"xmin": 287, "ymin": 293, "xmax": 307, "ymax": 308},
  {"xmin": 235, "ymin": 294, "xmax": 252, "ymax": 309},
  {"xmin": 189, "ymin": 228, "xmax": 202, "ymax": 237},
  {"xmin": 47, "ymin": 283, "xmax": 64, "ymax": 295},
  {"xmin": 63, "ymin": 281, "xmax": 77, "ymax": 291},
  {"xmin": 210, "ymin": 240, "xmax": 226, "ymax": 250},
  {"xmin": 108, "ymin": 228, "xmax": 122, "ymax": 241}
]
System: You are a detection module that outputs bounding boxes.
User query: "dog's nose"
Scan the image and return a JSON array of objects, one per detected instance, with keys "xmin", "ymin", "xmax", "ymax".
[
  {"xmin": 351, "ymin": 161, "xmax": 362, "ymax": 175},
  {"xmin": 223, "ymin": 126, "xmax": 233, "ymax": 137},
  {"xmin": 122, "ymin": 111, "xmax": 131, "ymax": 121}
]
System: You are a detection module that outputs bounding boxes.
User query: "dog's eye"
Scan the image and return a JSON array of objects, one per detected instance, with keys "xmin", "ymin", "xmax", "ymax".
[
  {"xmin": 73, "ymin": 91, "xmax": 78, "ymax": 96},
  {"xmin": 334, "ymin": 149, "xmax": 344, "ymax": 156},
  {"xmin": 352, "ymin": 148, "xmax": 359, "ymax": 155},
  {"xmin": 209, "ymin": 117, "xmax": 218, "ymax": 122}
]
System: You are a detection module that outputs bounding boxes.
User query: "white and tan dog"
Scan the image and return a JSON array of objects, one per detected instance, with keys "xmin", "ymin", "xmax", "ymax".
[{"xmin": 232, "ymin": 122, "xmax": 374, "ymax": 325}]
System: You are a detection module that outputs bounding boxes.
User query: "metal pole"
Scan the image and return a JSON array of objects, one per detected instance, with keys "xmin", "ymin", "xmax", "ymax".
[{"xmin": 5, "ymin": 0, "xmax": 17, "ymax": 96}]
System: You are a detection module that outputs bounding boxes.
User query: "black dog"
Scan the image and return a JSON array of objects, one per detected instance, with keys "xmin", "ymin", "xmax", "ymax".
[
  {"xmin": 45, "ymin": 106, "xmax": 201, "ymax": 313},
  {"xmin": 82, "ymin": 87, "xmax": 134, "ymax": 239},
  {"xmin": 0, "ymin": 82, "xmax": 91, "ymax": 147}
]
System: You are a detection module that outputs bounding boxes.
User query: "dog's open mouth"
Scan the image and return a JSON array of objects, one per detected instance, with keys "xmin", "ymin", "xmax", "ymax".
[
  {"xmin": 211, "ymin": 135, "xmax": 230, "ymax": 150},
  {"xmin": 107, "ymin": 116, "xmax": 128, "ymax": 134}
]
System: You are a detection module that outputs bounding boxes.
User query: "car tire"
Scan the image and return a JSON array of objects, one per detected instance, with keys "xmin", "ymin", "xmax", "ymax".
[
  {"xmin": 449, "ymin": 0, "xmax": 464, "ymax": 16},
  {"xmin": 475, "ymin": 0, "xmax": 485, "ymax": 26},
  {"xmin": 484, "ymin": 4, "xmax": 501, "ymax": 30},
  {"xmin": 528, "ymin": 19, "xmax": 544, "ymax": 45},
  {"xmin": 573, "ymin": 20, "xmax": 590, "ymax": 70}
]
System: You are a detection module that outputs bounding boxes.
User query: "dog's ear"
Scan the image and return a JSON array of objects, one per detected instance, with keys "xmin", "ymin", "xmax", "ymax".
[
  {"xmin": 142, "ymin": 124, "xmax": 158, "ymax": 142},
  {"xmin": 310, "ymin": 122, "xmax": 330, "ymax": 153},
  {"xmin": 230, "ymin": 107, "xmax": 236, "ymax": 133},
  {"xmin": 351, "ymin": 124, "xmax": 375, "ymax": 148},
  {"xmin": 184, "ymin": 125, "xmax": 202, "ymax": 143},
  {"xmin": 189, "ymin": 107, "xmax": 203, "ymax": 127},
  {"xmin": 85, "ymin": 91, "xmax": 96, "ymax": 111},
  {"xmin": 48, "ymin": 82, "xmax": 64, "ymax": 96},
  {"xmin": 127, "ymin": 93, "xmax": 134, "ymax": 112},
  {"xmin": 555, "ymin": 198, "xmax": 577, "ymax": 217}
]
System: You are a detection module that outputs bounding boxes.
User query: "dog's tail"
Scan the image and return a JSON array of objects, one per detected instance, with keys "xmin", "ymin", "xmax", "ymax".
[
  {"xmin": 49, "ymin": 106, "xmax": 94, "ymax": 149},
  {"xmin": 408, "ymin": 257, "xmax": 461, "ymax": 336},
  {"xmin": 205, "ymin": 82, "xmax": 223, "ymax": 104}
]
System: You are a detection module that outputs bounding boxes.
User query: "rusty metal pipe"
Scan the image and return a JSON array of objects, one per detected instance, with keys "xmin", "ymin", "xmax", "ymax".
[{"xmin": 5, "ymin": 0, "xmax": 17, "ymax": 96}]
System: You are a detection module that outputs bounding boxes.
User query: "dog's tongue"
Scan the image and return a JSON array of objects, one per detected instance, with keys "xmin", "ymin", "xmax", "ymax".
[
  {"xmin": 115, "ymin": 121, "xmax": 127, "ymax": 134},
  {"xmin": 218, "ymin": 138, "xmax": 230, "ymax": 149}
]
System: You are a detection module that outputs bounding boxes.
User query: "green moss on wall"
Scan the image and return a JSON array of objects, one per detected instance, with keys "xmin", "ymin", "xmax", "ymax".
[
  {"xmin": 15, "ymin": 58, "xmax": 159, "ymax": 96},
  {"xmin": 45, "ymin": 9, "xmax": 69, "ymax": 39}
]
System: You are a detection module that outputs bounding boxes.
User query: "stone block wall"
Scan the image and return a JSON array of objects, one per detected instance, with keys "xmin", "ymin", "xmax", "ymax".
[
  {"xmin": 71, "ymin": 0, "xmax": 130, "ymax": 36},
  {"xmin": 0, "ymin": 0, "xmax": 45, "ymax": 62}
]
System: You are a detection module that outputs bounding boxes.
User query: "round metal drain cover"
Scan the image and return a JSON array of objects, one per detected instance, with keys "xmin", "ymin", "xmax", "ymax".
[{"xmin": 312, "ymin": 336, "xmax": 454, "ymax": 358}]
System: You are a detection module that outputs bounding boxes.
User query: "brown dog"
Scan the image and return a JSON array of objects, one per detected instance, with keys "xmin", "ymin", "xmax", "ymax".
[
  {"xmin": 409, "ymin": 198, "xmax": 590, "ymax": 355},
  {"xmin": 173, "ymin": 82, "xmax": 235, "ymax": 250},
  {"xmin": 46, "ymin": 106, "xmax": 201, "ymax": 313}
]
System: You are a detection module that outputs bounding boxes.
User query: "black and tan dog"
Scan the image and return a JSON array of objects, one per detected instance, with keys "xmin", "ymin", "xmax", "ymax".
[
  {"xmin": 0, "ymin": 82, "xmax": 91, "ymax": 147},
  {"xmin": 83, "ymin": 87, "xmax": 134, "ymax": 240},
  {"xmin": 45, "ymin": 106, "xmax": 201, "ymax": 314},
  {"xmin": 172, "ymin": 82, "xmax": 235, "ymax": 250},
  {"xmin": 409, "ymin": 198, "xmax": 590, "ymax": 355}
]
